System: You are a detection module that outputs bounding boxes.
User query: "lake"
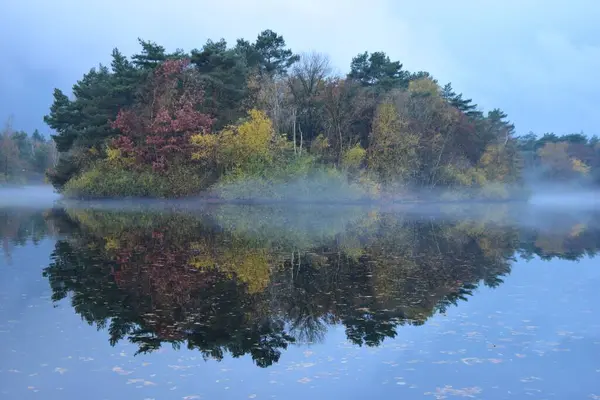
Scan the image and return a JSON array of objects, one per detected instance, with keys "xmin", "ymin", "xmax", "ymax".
[{"xmin": 1, "ymin": 190, "xmax": 600, "ymax": 399}]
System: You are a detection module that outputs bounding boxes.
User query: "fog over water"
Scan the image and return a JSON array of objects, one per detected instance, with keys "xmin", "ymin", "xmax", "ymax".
[
  {"xmin": 0, "ymin": 185, "xmax": 60, "ymax": 208},
  {"xmin": 2, "ymin": 184, "xmax": 598, "ymax": 211}
]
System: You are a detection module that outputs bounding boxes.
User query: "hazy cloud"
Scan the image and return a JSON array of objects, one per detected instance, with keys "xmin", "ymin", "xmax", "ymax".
[{"xmin": 1, "ymin": 0, "xmax": 599, "ymax": 136}]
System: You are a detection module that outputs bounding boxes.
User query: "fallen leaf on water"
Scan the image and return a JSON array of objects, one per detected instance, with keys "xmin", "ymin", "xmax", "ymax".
[
  {"xmin": 520, "ymin": 376, "xmax": 542, "ymax": 383},
  {"xmin": 54, "ymin": 367, "xmax": 67, "ymax": 374},
  {"xmin": 112, "ymin": 366, "xmax": 133, "ymax": 375},
  {"xmin": 425, "ymin": 385, "xmax": 482, "ymax": 399},
  {"xmin": 461, "ymin": 358, "xmax": 484, "ymax": 366}
]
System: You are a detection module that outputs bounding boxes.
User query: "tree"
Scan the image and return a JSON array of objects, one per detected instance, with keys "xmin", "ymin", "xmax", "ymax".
[
  {"xmin": 348, "ymin": 51, "xmax": 409, "ymax": 91},
  {"xmin": 251, "ymin": 30, "xmax": 299, "ymax": 76},
  {"xmin": 31, "ymin": 129, "xmax": 45, "ymax": 143},
  {"xmin": 368, "ymin": 102, "xmax": 419, "ymax": 185},
  {"xmin": 288, "ymin": 52, "xmax": 331, "ymax": 150},
  {"xmin": 441, "ymin": 83, "xmax": 481, "ymax": 118},
  {"xmin": 191, "ymin": 39, "xmax": 252, "ymax": 129},
  {"xmin": 112, "ymin": 59, "xmax": 213, "ymax": 172},
  {"xmin": 0, "ymin": 130, "xmax": 20, "ymax": 181},
  {"xmin": 321, "ymin": 78, "xmax": 373, "ymax": 162},
  {"xmin": 191, "ymin": 109, "xmax": 274, "ymax": 172},
  {"xmin": 537, "ymin": 141, "xmax": 592, "ymax": 181}
]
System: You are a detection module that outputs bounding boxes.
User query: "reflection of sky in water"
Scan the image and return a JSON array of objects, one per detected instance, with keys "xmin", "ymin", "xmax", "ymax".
[{"xmin": 2, "ymin": 238, "xmax": 600, "ymax": 399}]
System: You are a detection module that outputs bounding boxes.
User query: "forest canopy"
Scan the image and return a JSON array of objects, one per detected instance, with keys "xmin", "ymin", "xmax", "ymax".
[
  {"xmin": 0, "ymin": 119, "xmax": 57, "ymax": 185},
  {"xmin": 38, "ymin": 29, "xmax": 600, "ymax": 199}
]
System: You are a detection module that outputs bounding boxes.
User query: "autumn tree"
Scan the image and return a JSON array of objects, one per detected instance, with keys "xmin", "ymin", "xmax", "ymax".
[
  {"xmin": 537, "ymin": 142, "xmax": 590, "ymax": 180},
  {"xmin": 287, "ymin": 52, "xmax": 331, "ymax": 152},
  {"xmin": 111, "ymin": 59, "xmax": 213, "ymax": 172},
  {"xmin": 191, "ymin": 109, "xmax": 274, "ymax": 173},
  {"xmin": 320, "ymin": 78, "xmax": 373, "ymax": 163},
  {"xmin": 0, "ymin": 120, "xmax": 56, "ymax": 183},
  {"xmin": 368, "ymin": 102, "xmax": 419, "ymax": 185},
  {"xmin": 0, "ymin": 130, "xmax": 20, "ymax": 181}
]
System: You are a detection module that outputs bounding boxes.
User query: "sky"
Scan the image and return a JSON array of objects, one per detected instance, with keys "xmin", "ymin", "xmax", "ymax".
[{"xmin": 1, "ymin": 0, "xmax": 599, "ymax": 137}]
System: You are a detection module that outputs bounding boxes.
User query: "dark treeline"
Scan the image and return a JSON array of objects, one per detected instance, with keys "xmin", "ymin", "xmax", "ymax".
[
  {"xmin": 3, "ymin": 206, "xmax": 599, "ymax": 366},
  {"xmin": 43, "ymin": 29, "xmax": 525, "ymax": 199},
  {"xmin": 0, "ymin": 120, "xmax": 57, "ymax": 184}
]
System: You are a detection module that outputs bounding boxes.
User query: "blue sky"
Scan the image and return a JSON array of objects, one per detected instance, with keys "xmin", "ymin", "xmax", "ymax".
[{"xmin": 2, "ymin": 0, "xmax": 599, "ymax": 136}]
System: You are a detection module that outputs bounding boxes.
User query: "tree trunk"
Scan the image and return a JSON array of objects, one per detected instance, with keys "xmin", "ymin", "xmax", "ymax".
[
  {"xmin": 293, "ymin": 109, "xmax": 297, "ymax": 155},
  {"xmin": 338, "ymin": 125, "xmax": 343, "ymax": 164}
]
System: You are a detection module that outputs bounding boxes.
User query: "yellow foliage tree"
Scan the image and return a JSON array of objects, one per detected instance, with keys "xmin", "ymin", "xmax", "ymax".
[
  {"xmin": 537, "ymin": 142, "xmax": 572, "ymax": 178},
  {"xmin": 310, "ymin": 134, "xmax": 330, "ymax": 161},
  {"xmin": 105, "ymin": 146, "xmax": 135, "ymax": 168},
  {"xmin": 479, "ymin": 144, "xmax": 510, "ymax": 182},
  {"xmin": 191, "ymin": 109, "xmax": 274, "ymax": 172},
  {"xmin": 538, "ymin": 142, "xmax": 590, "ymax": 178},
  {"xmin": 571, "ymin": 158, "xmax": 590, "ymax": 175},
  {"xmin": 408, "ymin": 78, "xmax": 440, "ymax": 97},
  {"xmin": 341, "ymin": 143, "xmax": 366, "ymax": 171},
  {"xmin": 368, "ymin": 102, "xmax": 420, "ymax": 185}
]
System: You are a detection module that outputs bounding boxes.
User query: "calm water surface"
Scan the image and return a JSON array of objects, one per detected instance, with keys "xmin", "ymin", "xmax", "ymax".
[{"xmin": 1, "ymin": 196, "xmax": 599, "ymax": 399}]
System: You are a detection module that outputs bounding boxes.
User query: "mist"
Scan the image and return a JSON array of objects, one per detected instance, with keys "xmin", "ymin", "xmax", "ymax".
[
  {"xmin": 0, "ymin": 185, "xmax": 60, "ymax": 208},
  {"xmin": 2, "ymin": 177, "xmax": 599, "ymax": 236}
]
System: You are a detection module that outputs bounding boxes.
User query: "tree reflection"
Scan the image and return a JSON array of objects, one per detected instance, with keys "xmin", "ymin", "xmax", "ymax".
[
  {"xmin": 0, "ymin": 207, "xmax": 56, "ymax": 264},
  {"xmin": 3, "ymin": 204, "xmax": 600, "ymax": 368}
]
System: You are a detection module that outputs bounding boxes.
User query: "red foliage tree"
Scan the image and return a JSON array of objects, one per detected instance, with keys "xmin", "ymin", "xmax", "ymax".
[{"xmin": 111, "ymin": 59, "xmax": 213, "ymax": 172}]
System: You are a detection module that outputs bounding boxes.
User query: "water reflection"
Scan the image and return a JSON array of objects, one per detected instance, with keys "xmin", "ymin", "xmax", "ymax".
[
  {"xmin": 0, "ymin": 208, "xmax": 57, "ymax": 264},
  {"xmin": 2, "ymin": 204, "xmax": 600, "ymax": 370}
]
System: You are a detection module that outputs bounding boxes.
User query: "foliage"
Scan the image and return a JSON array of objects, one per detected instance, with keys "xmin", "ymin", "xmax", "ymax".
[
  {"xmin": 0, "ymin": 122, "xmax": 56, "ymax": 184},
  {"xmin": 40, "ymin": 29, "xmax": 562, "ymax": 200},
  {"xmin": 63, "ymin": 161, "xmax": 212, "ymax": 198},
  {"xmin": 341, "ymin": 143, "xmax": 366, "ymax": 171},
  {"xmin": 191, "ymin": 109, "xmax": 273, "ymax": 173},
  {"xmin": 517, "ymin": 132, "xmax": 600, "ymax": 184},
  {"xmin": 368, "ymin": 101, "xmax": 419, "ymax": 185},
  {"xmin": 111, "ymin": 59, "xmax": 213, "ymax": 172},
  {"xmin": 212, "ymin": 155, "xmax": 376, "ymax": 201}
]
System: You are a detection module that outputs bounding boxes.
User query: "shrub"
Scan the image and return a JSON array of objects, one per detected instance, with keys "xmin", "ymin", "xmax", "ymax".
[
  {"xmin": 63, "ymin": 162, "xmax": 214, "ymax": 199},
  {"xmin": 213, "ymin": 153, "xmax": 376, "ymax": 202}
]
